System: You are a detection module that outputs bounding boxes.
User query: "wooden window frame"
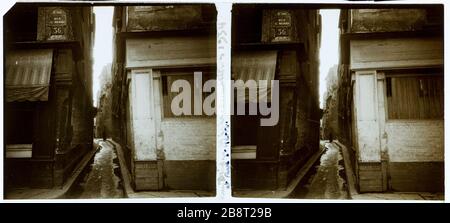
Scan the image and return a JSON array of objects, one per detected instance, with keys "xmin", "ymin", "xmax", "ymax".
[
  {"xmin": 384, "ymin": 69, "xmax": 443, "ymax": 120},
  {"xmin": 159, "ymin": 67, "xmax": 216, "ymax": 118}
]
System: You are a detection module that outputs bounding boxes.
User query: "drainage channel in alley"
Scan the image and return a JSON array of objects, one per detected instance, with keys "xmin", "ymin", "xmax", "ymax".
[
  {"xmin": 290, "ymin": 142, "xmax": 349, "ymax": 200},
  {"xmin": 65, "ymin": 140, "xmax": 125, "ymax": 199}
]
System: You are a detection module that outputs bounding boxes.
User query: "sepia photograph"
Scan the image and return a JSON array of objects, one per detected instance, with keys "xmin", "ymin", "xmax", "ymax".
[
  {"xmin": 3, "ymin": 3, "xmax": 217, "ymax": 199},
  {"xmin": 0, "ymin": 0, "xmax": 446, "ymax": 203},
  {"xmin": 230, "ymin": 4, "xmax": 444, "ymax": 200}
]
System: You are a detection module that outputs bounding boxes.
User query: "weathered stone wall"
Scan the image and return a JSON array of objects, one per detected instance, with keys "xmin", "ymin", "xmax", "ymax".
[
  {"xmin": 322, "ymin": 65, "xmax": 339, "ymax": 139},
  {"xmin": 126, "ymin": 5, "xmax": 212, "ymax": 32},
  {"xmin": 95, "ymin": 64, "xmax": 113, "ymax": 138}
]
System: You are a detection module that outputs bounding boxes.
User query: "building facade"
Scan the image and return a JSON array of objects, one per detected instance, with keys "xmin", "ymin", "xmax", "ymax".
[
  {"xmin": 337, "ymin": 8, "xmax": 444, "ymax": 192},
  {"xmin": 322, "ymin": 65, "xmax": 339, "ymax": 140},
  {"xmin": 4, "ymin": 5, "xmax": 95, "ymax": 189},
  {"xmin": 95, "ymin": 63, "xmax": 113, "ymax": 138},
  {"xmin": 111, "ymin": 5, "xmax": 217, "ymax": 191},
  {"xmin": 231, "ymin": 5, "xmax": 322, "ymax": 190}
]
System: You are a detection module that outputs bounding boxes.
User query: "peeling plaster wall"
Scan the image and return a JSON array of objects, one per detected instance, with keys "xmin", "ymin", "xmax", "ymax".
[
  {"xmin": 160, "ymin": 119, "xmax": 216, "ymax": 160},
  {"xmin": 350, "ymin": 38, "xmax": 443, "ymax": 71},
  {"xmin": 355, "ymin": 72, "xmax": 380, "ymax": 162},
  {"xmin": 126, "ymin": 6, "xmax": 207, "ymax": 32},
  {"xmin": 130, "ymin": 72, "xmax": 157, "ymax": 161},
  {"xmin": 350, "ymin": 9, "xmax": 428, "ymax": 33},
  {"xmin": 386, "ymin": 120, "xmax": 444, "ymax": 162}
]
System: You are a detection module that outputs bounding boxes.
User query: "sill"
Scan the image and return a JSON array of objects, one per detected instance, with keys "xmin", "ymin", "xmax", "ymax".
[
  {"xmin": 6, "ymin": 144, "xmax": 32, "ymax": 158},
  {"xmin": 386, "ymin": 119, "xmax": 443, "ymax": 123},
  {"xmin": 231, "ymin": 145, "xmax": 257, "ymax": 160},
  {"xmin": 233, "ymin": 41, "xmax": 305, "ymax": 52},
  {"xmin": 7, "ymin": 40, "xmax": 83, "ymax": 59},
  {"xmin": 162, "ymin": 116, "xmax": 216, "ymax": 121}
]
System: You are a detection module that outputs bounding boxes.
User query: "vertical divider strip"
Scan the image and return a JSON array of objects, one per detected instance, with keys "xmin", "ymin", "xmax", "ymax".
[{"xmin": 215, "ymin": 2, "xmax": 232, "ymax": 200}]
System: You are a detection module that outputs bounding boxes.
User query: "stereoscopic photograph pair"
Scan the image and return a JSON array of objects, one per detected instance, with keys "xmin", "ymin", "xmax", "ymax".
[{"xmin": 2, "ymin": 3, "xmax": 444, "ymax": 201}]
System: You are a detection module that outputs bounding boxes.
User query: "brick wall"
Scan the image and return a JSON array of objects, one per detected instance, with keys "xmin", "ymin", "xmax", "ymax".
[
  {"xmin": 131, "ymin": 117, "xmax": 215, "ymax": 190},
  {"xmin": 160, "ymin": 118, "xmax": 216, "ymax": 160},
  {"xmin": 385, "ymin": 120, "xmax": 443, "ymax": 162},
  {"xmin": 385, "ymin": 120, "xmax": 443, "ymax": 192},
  {"xmin": 357, "ymin": 120, "xmax": 444, "ymax": 192}
]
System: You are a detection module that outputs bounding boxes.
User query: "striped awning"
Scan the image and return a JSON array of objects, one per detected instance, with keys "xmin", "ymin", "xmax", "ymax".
[
  {"xmin": 6, "ymin": 49, "xmax": 53, "ymax": 102},
  {"xmin": 232, "ymin": 51, "xmax": 277, "ymax": 102}
]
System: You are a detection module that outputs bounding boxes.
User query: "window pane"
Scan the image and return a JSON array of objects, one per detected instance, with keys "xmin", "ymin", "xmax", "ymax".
[
  {"xmin": 386, "ymin": 73, "xmax": 443, "ymax": 119},
  {"xmin": 5, "ymin": 103, "xmax": 35, "ymax": 144}
]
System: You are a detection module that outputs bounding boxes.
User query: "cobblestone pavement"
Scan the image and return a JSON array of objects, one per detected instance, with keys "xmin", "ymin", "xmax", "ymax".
[{"xmin": 292, "ymin": 141, "xmax": 349, "ymax": 199}]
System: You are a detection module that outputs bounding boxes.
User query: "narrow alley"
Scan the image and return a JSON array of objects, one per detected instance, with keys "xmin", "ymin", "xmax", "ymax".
[
  {"xmin": 65, "ymin": 140, "xmax": 124, "ymax": 199},
  {"xmin": 291, "ymin": 141, "xmax": 349, "ymax": 199}
]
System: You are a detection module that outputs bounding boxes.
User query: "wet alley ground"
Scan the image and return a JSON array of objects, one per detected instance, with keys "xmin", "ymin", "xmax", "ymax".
[
  {"xmin": 65, "ymin": 139, "xmax": 124, "ymax": 199},
  {"xmin": 291, "ymin": 141, "xmax": 349, "ymax": 199}
]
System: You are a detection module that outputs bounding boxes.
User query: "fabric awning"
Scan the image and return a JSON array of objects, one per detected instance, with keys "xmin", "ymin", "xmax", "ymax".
[
  {"xmin": 6, "ymin": 49, "xmax": 53, "ymax": 102},
  {"xmin": 232, "ymin": 50, "xmax": 277, "ymax": 102}
]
